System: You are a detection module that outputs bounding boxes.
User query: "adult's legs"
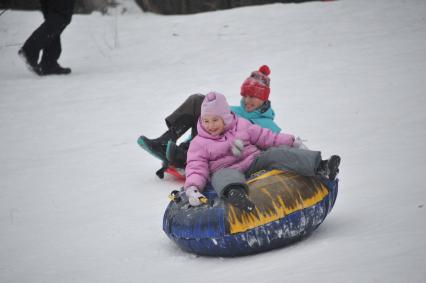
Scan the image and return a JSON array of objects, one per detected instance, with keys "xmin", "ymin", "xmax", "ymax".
[
  {"xmin": 19, "ymin": 0, "xmax": 74, "ymax": 74},
  {"xmin": 38, "ymin": 0, "xmax": 74, "ymax": 74},
  {"xmin": 138, "ymin": 94, "xmax": 205, "ymax": 163},
  {"xmin": 39, "ymin": 36, "xmax": 61, "ymax": 67},
  {"xmin": 22, "ymin": 15, "xmax": 68, "ymax": 54},
  {"xmin": 163, "ymin": 93, "xmax": 205, "ymax": 166},
  {"xmin": 165, "ymin": 139, "xmax": 189, "ymax": 168},
  {"xmin": 165, "ymin": 93, "xmax": 205, "ymax": 138}
]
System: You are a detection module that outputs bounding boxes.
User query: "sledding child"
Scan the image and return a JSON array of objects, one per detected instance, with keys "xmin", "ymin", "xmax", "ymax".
[
  {"xmin": 184, "ymin": 92, "xmax": 341, "ymax": 212},
  {"xmin": 139, "ymin": 65, "xmax": 284, "ymax": 168}
]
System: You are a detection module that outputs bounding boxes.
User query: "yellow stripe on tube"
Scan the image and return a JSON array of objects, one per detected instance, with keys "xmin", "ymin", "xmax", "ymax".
[{"xmin": 228, "ymin": 170, "xmax": 329, "ymax": 234}]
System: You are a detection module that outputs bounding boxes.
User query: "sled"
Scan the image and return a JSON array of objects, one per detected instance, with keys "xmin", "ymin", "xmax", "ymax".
[{"xmin": 157, "ymin": 165, "xmax": 185, "ymax": 181}]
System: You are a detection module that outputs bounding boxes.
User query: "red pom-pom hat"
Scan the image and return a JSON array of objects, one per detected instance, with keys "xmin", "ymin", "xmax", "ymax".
[{"xmin": 240, "ymin": 65, "xmax": 271, "ymax": 101}]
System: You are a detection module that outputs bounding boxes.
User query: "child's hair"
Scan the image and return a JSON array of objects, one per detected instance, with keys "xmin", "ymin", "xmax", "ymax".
[
  {"xmin": 201, "ymin": 92, "xmax": 233, "ymax": 125},
  {"xmin": 240, "ymin": 65, "xmax": 271, "ymax": 101}
]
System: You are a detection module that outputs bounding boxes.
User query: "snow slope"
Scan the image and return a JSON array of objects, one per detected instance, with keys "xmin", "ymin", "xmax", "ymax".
[{"xmin": 1, "ymin": 0, "xmax": 426, "ymax": 282}]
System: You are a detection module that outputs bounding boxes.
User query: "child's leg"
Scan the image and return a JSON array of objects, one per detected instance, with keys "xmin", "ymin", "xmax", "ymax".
[
  {"xmin": 211, "ymin": 168, "xmax": 247, "ymax": 197},
  {"xmin": 247, "ymin": 146, "xmax": 322, "ymax": 177},
  {"xmin": 211, "ymin": 168, "xmax": 254, "ymax": 212}
]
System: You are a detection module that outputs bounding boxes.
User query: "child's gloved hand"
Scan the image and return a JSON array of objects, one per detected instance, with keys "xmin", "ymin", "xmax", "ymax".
[
  {"xmin": 185, "ymin": 186, "xmax": 207, "ymax": 206},
  {"xmin": 293, "ymin": 136, "xmax": 308, "ymax": 149},
  {"xmin": 231, "ymin": 139, "xmax": 244, "ymax": 157}
]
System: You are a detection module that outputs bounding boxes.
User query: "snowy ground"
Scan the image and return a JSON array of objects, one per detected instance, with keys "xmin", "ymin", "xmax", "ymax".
[{"xmin": 1, "ymin": 0, "xmax": 426, "ymax": 282}]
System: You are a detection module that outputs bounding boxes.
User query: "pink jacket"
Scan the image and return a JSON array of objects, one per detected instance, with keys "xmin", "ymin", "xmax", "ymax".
[{"xmin": 184, "ymin": 114, "xmax": 295, "ymax": 191}]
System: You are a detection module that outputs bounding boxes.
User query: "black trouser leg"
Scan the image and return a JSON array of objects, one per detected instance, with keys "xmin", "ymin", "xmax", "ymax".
[
  {"xmin": 22, "ymin": 0, "xmax": 74, "ymax": 67},
  {"xmin": 40, "ymin": 35, "xmax": 62, "ymax": 68},
  {"xmin": 165, "ymin": 94, "xmax": 205, "ymax": 138},
  {"xmin": 22, "ymin": 13, "xmax": 68, "ymax": 65}
]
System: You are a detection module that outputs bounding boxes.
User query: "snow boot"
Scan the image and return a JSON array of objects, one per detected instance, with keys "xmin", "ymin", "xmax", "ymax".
[
  {"xmin": 139, "ymin": 113, "xmax": 194, "ymax": 162},
  {"xmin": 37, "ymin": 63, "xmax": 71, "ymax": 75},
  {"xmin": 317, "ymin": 155, "xmax": 341, "ymax": 181},
  {"xmin": 224, "ymin": 185, "xmax": 255, "ymax": 213},
  {"xmin": 138, "ymin": 130, "xmax": 177, "ymax": 163}
]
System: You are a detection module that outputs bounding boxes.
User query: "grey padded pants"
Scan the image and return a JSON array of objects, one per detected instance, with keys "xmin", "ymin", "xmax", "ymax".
[{"xmin": 211, "ymin": 145, "xmax": 322, "ymax": 196}]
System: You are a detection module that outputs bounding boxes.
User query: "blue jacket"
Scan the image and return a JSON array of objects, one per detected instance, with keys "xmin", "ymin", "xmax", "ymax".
[{"xmin": 231, "ymin": 99, "xmax": 281, "ymax": 133}]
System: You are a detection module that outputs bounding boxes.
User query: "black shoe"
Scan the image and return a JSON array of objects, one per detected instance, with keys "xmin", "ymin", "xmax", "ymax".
[
  {"xmin": 317, "ymin": 160, "xmax": 329, "ymax": 179},
  {"xmin": 37, "ymin": 63, "xmax": 71, "ymax": 76},
  {"xmin": 166, "ymin": 141, "xmax": 187, "ymax": 168},
  {"xmin": 225, "ymin": 186, "xmax": 255, "ymax": 213},
  {"xmin": 18, "ymin": 48, "xmax": 39, "ymax": 74},
  {"xmin": 327, "ymin": 155, "xmax": 341, "ymax": 181},
  {"xmin": 317, "ymin": 155, "xmax": 341, "ymax": 181}
]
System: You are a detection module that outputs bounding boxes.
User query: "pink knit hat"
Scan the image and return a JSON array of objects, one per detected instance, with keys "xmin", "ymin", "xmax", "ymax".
[{"xmin": 201, "ymin": 92, "xmax": 233, "ymax": 125}]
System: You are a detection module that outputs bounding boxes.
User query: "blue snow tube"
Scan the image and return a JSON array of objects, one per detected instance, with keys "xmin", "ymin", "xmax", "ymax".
[{"xmin": 163, "ymin": 170, "xmax": 338, "ymax": 257}]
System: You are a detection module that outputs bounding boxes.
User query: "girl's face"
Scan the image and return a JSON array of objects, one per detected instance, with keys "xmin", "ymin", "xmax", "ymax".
[
  {"xmin": 243, "ymin": 96, "xmax": 264, "ymax": 112},
  {"xmin": 201, "ymin": 115, "xmax": 225, "ymax": 136}
]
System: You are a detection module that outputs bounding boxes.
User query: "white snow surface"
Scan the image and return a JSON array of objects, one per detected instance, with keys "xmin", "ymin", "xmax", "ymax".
[{"xmin": 1, "ymin": 0, "xmax": 426, "ymax": 282}]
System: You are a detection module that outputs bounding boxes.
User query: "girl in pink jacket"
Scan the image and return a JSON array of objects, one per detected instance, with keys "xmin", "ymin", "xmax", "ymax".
[{"xmin": 184, "ymin": 92, "xmax": 340, "ymax": 212}]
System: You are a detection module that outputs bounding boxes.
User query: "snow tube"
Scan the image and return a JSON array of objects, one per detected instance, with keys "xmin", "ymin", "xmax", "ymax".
[{"xmin": 163, "ymin": 170, "xmax": 338, "ymax": 257}]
